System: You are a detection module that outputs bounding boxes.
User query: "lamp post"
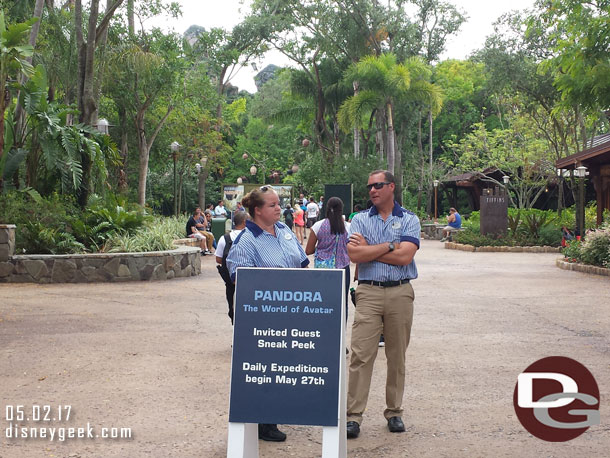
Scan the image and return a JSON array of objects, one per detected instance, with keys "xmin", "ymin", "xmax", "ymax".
[
  {"xmin": 95, "ymin": 118, "xmax": 109, "ymax": 134},
  {"xmin": 170, "ymin": 141, "xmax": 180, "ymax": 216},
  {"xmin": 433, "ymin": 180, "xmax": 439, "ymax": 222},
  {"xmin": 575, "ymin": 165, "xmax": 587, "ymax": 238}
]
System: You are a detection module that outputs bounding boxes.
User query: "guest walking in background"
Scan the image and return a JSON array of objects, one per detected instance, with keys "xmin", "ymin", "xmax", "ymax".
[
  {"xmin": 293, "ymin": 203, "xmax": 305, "ymax": 244},
  {"xmin": 305, "ymin": 197, "xmax": 351, "ymax": 320}
]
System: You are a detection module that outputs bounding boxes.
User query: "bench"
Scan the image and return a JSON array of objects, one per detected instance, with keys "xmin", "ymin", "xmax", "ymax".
[{"xmin": 441, "ymin": 227, "xmax": 464, "ymax": 242}]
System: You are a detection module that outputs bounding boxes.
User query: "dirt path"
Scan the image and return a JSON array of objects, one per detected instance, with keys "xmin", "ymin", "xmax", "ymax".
[{"xmin": 1, "ymin": 240, "xmax": 608, "ymax": 457}]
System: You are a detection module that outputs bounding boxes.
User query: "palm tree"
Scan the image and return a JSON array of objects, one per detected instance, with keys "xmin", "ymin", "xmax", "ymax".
[{"xmin": 338, "ymin": 53, "xmax": 442, "ymax": 174}]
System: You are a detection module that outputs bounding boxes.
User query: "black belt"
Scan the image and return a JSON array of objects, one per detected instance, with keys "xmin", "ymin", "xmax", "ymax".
[{"xmin": 358, "ymin": 279, "xmax": 410, "ymax": 287}]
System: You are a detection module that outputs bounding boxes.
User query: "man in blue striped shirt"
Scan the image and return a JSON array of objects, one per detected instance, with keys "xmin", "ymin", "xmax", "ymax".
[{"xmin": 345, "ymin": 170, "xmax": 420, "ymax": 439}]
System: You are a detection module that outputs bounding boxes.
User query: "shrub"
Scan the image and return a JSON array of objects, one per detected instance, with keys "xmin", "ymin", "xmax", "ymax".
[
  {"xmin": 0, "ymin": 190, "xmax": 150, "ymax": 253},
  {"xmin": 579, "ymin": 225, "xmax": 610, "ymax": 268},
  {"xmin": 453, "ymin": 228, "xmax": 511, "ymax": 247},
  {"xmin": 562, "ymin": 239, "xmax": 582, "ymax": 262},
  {"xmin": 105, "ymin": 215, "xmax": 188, "ymax": 253},
  {"xmin": 0, "ymin": 190, "xmax": 79, "ymax": 254}
]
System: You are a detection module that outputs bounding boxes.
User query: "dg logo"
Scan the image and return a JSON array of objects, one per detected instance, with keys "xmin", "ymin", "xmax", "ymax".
[{"xmin": 513, "ymin": 356, "xmax": 600, "ymax": 442}]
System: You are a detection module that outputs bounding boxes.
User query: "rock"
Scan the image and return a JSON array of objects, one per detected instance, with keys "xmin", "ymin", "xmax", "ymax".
[
  {"xmin": 0, "ymin": 261, "xmax": 14, "ymax": 277},
  {"xmin": 103, "ymin": 257, "xmax": 121, "ymax": 276},
  {"xmin": 151, "ymin": 264, "xmax": 166, "ymax": 281},
  {"xmin": 0, "ymin": 244, "xmax": 11, "ymax": 261},
  {"xmin": 117, "ymin": 264, "xmax": 131, "ymax": 277},
  {"xmin": 180, "ymin": 255, "xmax": 189, "ymax": 270},
  {"xmin": 51, "ymin": 260, "xmax": 77, "ymax": 283},
  {"xmin": 23, "ymin": 260, "xmax": 49, "ymax": 280},
  {"xmin": 164, "ymin": 256, "xmax": 175, "ymax": 271},
  {"xmin": 139, "ymin": 264, "xmax": 156, "ymax": 281}
]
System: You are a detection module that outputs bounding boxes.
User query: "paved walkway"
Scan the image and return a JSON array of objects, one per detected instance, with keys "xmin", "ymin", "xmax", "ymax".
[{"xmin": 1, "ymin": 240, "xmax": 608, "ymax": 457}]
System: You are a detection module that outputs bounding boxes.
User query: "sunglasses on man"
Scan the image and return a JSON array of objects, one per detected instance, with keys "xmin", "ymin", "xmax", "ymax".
[{"xmin": 366, "ymin": 181, "xmax": 391, "ymax": 191}]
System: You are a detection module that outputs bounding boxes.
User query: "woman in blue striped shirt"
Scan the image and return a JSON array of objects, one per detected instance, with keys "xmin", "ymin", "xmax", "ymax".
[{"xmin": 226, "ymin": 186, "xmax": 309, "ymax": 442}]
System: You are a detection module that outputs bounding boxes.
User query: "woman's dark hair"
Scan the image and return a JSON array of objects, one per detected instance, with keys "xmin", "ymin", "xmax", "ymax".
[
  {"xmin": 326, "ymin": 197, "xmax": 346, "ymax": 234},
  {"xmin": 241, "ymin": 187, "xmax": 275, "ymax": 218}
]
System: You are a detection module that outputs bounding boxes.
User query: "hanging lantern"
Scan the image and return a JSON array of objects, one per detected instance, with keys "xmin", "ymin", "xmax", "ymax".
[
  {"xmin": 250, "ymin": 165, "xmax": 257, "ymax": 175},
  {"xmin": 237, "ymin": 177, "xmax": 243, "ymax": 184},
  {"xmin": 291, "ymin": 164, "xmax": 299, "ymax": 173},
  {"xmin": 242, "ymin": 153, "xmax": 248, "ymax": 160},
  {"xmin": 302, "ymin": 139, "xmax": 310, "ymax": 147}
]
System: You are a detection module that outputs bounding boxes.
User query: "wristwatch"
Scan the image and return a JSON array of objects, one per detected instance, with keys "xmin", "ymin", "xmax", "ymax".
[{"xmin": 388, "ymin": 242, "xmax": 395, "ymax": 252}]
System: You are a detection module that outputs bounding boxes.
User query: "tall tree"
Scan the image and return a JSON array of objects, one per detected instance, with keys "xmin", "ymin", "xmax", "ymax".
[{"xmin": 73, "ymin": 0, "xmax": 123, "ymax": 206}]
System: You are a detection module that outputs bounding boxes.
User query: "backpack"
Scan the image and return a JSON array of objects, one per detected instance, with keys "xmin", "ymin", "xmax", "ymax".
[{"xmin": 216, "ymin": 233, "xmax": 233, "ymax": 285}]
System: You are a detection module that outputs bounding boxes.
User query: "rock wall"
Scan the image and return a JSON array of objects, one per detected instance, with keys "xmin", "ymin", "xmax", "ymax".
[{"xmin": 0, "ymin": 225, "xmax": 202, "ymax": 283}]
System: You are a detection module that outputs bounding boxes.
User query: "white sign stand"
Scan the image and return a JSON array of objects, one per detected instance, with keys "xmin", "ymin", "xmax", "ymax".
[
  {"xmin": 227, "ymin": 269, "xmax": 347, "ymax": 458},
  {"xmin": 227, "ymin": 422, "xmax": 259, "ymax": 458}
]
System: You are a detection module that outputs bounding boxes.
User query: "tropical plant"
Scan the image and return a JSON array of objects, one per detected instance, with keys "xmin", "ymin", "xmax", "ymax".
[
  {"xmin": 339, "ymin": 54, "xmax": 443, "ymax": 174},
  {"xmin": 105, "ymin": 215, "xmax": 187, "ymax": 252},
  {"xmin": 522, "ymin": 212, "xmax": 553, "ymax": 239},
  {"xmin": 0, "ymin": 11, "xmax": 36, "ymax": 190}
]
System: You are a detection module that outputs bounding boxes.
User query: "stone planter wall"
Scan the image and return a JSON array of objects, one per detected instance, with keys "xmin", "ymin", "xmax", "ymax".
[
  {"xmin": 443, "ymin": 241, "xmax": 561, "ymax": 253},
  {"xmin": 556, "ymin": 258, "xmax": 610, "ymax": 277},
  {"xmin": 0, "ymin": 224, "xmax": 202, "ymax": 283},
  {"xmin": 0, "ymin": 224, "xmax": 16, "ymax": 261}
]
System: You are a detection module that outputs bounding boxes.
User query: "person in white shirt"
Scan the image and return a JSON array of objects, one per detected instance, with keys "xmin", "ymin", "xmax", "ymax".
[
  {"xmin": 214, "ymin": 200, "xmax": 227, "ymax": 217},
  {"xmin": 306, "ymin": 198, "xmax": 319, "ymax": 231},
  {"xmin": 215, "ymin": 211, "xmax": 249, "ymax": 324}
]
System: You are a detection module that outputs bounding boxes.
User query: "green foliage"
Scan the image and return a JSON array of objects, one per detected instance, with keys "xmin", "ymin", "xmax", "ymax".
[
  {"xmin": 105, "ymin": 215, "xmax": 187, "ymax": 252},
  {"xmin": 562, "ymin": 224, "xmax": 610, "ymax": 269},
  {"xmin": 0, "ymin": 190, "xmax": 78, "ymax": 253},
  {"xmin": 535, "ymin": 0, "xmax": 610, "ymax": 112},
  {"xmin": 508, "ymin": 212, "xmax": 521, "ymax": 236},
  {"xmin": 70, "ymin": 195, "xmax": 151, "ymax": 251},
  {"xmin": 454, "ymin": 208, "xmax": 566, "ymax": 247},
  {"xmin": 562, "ymin": 239, "xmax": 582, "ymax": 262},
  {"xmin": 453, "ymin": 229, "xmax": 509, "ymax": 247},
  {"xmin": 0, "ymin": 190, "xmax": 149, "ymax": 254},
  {"xmin": 522, "ymin": 212, "xmax": 553, "ymax": 239},
  {"xmin": 20, "ymin": 221, "xmax": 86, "ymax": 254},
  {"xmin": 578, "ymin": 225, "xmax": 610, "ymax": 268}
]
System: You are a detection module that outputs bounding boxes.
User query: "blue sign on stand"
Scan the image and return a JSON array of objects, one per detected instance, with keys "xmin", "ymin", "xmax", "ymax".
[{"xmin": 229, "ymin": 267, "xmax": 345, "ymax": 427}]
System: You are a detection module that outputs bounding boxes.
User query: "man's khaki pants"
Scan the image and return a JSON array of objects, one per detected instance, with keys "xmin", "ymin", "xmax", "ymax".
[
  {"xmin": 347, "ymin": 282, "xmax": 414, "ymax": 425},
  {"xmin": 200, "ymin": 231, "xmax": 214, "ymax": 251}
]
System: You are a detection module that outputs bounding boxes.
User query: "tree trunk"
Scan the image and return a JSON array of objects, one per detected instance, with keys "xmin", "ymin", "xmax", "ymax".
[
  {"xmin": 416, "ymin": 112, "xmax": 424, "ymax": 210},
  {"xmin": 333, "ymin": 118, "xmax": 340, "ymax": 156},
  {"xmin": 557, "ymin": 176, "xmax": 564, "ymax": 215},
  {"xmin": 425, "ymin": 111, "xmax": 433, "ymax": 215},
  {"xmin": 353, "ymin": 81, "xmax": 360, "ymax": 158},
  {"xmin": 75, "ymin": 0, "xmax": 100, "ymax": 207},
  {"xmin": 394, "ymin": 132, "xmax": 403, "ymax": 204},
  {"xmin": 14, "ymin": 0, "xmax": 45, "ymax": 147},
  {"xmin": 198, "ymin": 165, "xmax": 209, "ymax": 210},
  {"xmin": 375, "ymin": 112, "xmax": 384, "ymax": 160},
  {"xmin": 428, "ymin": 111, "xmax": 433, "ymax": 172},
  {"xmin": 135, "ymin": 103, "xmax": 173, "ymax": 206},
  {"xmin": 75, "ymin": 0, "xmax": 124, "ymax": 206},
  {"xmin": 118, "ymin": 106, "xmax": 128, "ymax": 192},
  {"xmin": 0, "ymin": 75, "xmax": 6, "ymax": 192},
  {"xmin": 386, "ymin": 102, "xmax": 395, "ymax": 174},
  {"xmin": 136, "ymin": 110, "xmax": 149, "ymax": 207},
  {"xmin": 127, "ymin": 0, "xmax": 135, "ymax": 34}
]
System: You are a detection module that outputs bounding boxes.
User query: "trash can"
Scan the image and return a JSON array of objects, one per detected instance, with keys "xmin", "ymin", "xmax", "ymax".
[{"xmin": 212, "ymin": 218, "xmax": 227, "ymax": 243}]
